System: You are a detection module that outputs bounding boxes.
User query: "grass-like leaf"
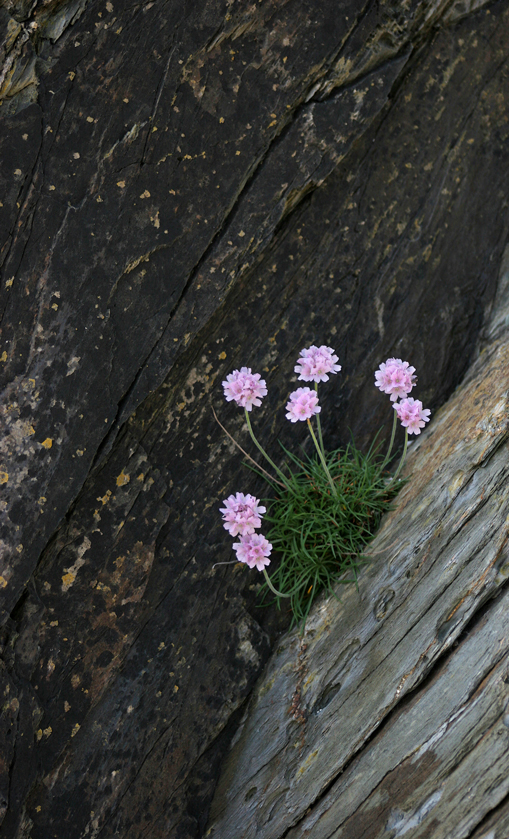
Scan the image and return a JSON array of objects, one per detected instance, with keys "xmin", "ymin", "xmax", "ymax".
[{"xmin": 258, "ymin": 440, "xmax": 405, "ymax": 631}]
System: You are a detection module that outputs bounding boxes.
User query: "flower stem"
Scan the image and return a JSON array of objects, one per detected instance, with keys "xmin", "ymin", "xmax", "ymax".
[
  {"xmin": 262, "ymin": 567, "xmax": 293, "ymax": 598},
  {"xmin": 382, "ymin": 407, "xmax": 398, "ymax": 468},
  {"xmin": 314, "ymin": 382, "xmax": 325, "ymax": 456},
  {"xmin": 244, "ymin": 410, "xmax": 288, "ymax": 485},
  {"xmin": 389, "ymin": 429, "xmax": 408, "ymax": 484},
  {"xmin": 307, "ymin": 419, "xmax": 337, "ymax": 497}
]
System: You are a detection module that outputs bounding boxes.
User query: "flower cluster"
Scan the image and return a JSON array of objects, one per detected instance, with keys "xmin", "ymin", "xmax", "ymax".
[
  {"xmin": 286, "ymin": 387, "xmax": 321, "ymax": 423},
  {"xmin": 233, "ymin": 533, "xmax": 272, "ymax": 570},
  {"xmin": 394, "ymin": 397, "xmax": 431, "ymax": 435},
  {"xmin": 375, "ymin": 358, "xmax": 416, "ymax": 402},
  {"xmin": 220, "ymin": 492, "xmax": 266, "ymax": 537},
  {"xmin": 294, "ymin": 345, "xmax": 341, "ymax": 383},
  {"xmin": 222, "ymin": 367, "xmax": 267, "ymax": 411},
  {"xmin": 375, "ymin": 357, "xmax": 430, "ymax": 436},
  {"xmin": 220, "ymin": 492, "xmax": 272, "ymax": 571},
  {"xmin": 218, "ymin": 345, "xmax": 431, "ymax": 594}
]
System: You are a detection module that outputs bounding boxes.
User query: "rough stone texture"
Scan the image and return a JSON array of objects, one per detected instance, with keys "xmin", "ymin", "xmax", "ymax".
[{"xmin": 1, "ymin": 0, "xmax": 509, "ymax": 837}]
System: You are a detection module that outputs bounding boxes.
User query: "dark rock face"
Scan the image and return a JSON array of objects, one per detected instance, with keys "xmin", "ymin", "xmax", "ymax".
[{"xmin": 1, "ymin": 0, "xmax": 508, "ymax": 836}]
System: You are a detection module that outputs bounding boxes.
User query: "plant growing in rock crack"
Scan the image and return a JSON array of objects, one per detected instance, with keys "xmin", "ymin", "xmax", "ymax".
[{"xmin": 214, "ymin": 347, "xmax": 430, "ymax": 630}]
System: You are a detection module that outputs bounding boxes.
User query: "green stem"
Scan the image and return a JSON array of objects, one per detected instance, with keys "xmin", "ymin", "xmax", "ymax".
[
  {"xmin": 314, "ymin": 382, "xmax": 325, "ymax": 457},
  {"xmin": 262, "ymin": 567, "xmax": 293, "ymax": 598},
  {"xmin": 389, "ymin": 429, "xmax": 408, "ymax": 484},
  {"xmin": 244, "ymin": 410, "xmax": 288, "ymax": 485},
  {"xmin": 382, "ymin": 408, "xmax": 398, "ymax": 468},
  {"xmin": 307, "ymin": 419, "xmax": 337, "ymax": 497}
]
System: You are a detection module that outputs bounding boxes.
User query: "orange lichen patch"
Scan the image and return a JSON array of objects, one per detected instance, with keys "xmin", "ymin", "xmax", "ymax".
[
  {"xmin": 41, "ymin": 438, "xmax": 53, "ymax": 448},
  {"xmin": 0, "ymin": 577, "xmax": 7, "ymax": 588},
  {"xmin": 97, "ymin": 490, "xmax": 112, "ymax": 504},
  {"xmin": 116, "ymin": 471, "xmax": 130, "ymax": 486},
  {"xmin": 61, "ymin": 570, "xmax": 77, "ymax": 590},
  {"xmin": 71, "ymin": 723, "xmax": 80, "ymax": 737},
  {"xmin": 0, "ymin": 471, "xmax": 8, "ymax": 484}
]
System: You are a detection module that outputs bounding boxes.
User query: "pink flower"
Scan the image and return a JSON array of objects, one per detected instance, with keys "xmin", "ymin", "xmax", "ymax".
[
  {"xmin": 375, "ymin": 358, "xmax": 416, "ymax": 402},
  {"xmin": 285, "ymin": 387, "xmax": 321, "ymax": 423},
  {"xmin": 233, "ymin": 533, "xmax": 272, "ymax": 571},
  {"xmin": 295, "ymin": 345, "xmax": 342, "ymax": 383},
  {"xmin": 394, "ymin": 397, "xmax": 431, "ymax": 435},
  {"xmin": 222, "ymin": 367, "xmax": 268, "ymax": 411},
  {"xmin": 220, "ymin": 492, "xmax": 266, "ymax": 537}
]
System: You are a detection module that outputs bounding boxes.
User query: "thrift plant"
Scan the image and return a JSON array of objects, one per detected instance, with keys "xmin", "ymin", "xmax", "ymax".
[{"xmin": 216, "ymin": 348, "xmax": 430, "ymax": 629}]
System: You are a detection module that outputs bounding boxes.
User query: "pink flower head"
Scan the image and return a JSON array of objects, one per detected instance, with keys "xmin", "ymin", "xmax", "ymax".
[
  {"xmin": 295, "ymin": 345, "xmax": 342, "ymax": 383},
  {"xmin": 394, "ymin": 397, "xmax": 431, "ymax": 435},
  {"xmin": 375, "ymin": 358, "xmax": 416, "ymax": 402},
  {"xmin": 220, "ymin": 492, "xmax": 266, "ymax": 537},
  {"xmin": 222, "ymin": 367, "xmax": 268, "ymax": 411},
  {"xmin": 285, "ymin": 387, "xmax": 321, "ymax": 423},
  {"xmin": 233, "ymin": 532, "xmax": 272, "ymax": 571}
]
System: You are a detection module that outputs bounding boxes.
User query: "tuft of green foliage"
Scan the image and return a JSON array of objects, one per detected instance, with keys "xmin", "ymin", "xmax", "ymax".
[{"xmin": 256, "ymin": 439, "xmax": 405, "ymax": 630}]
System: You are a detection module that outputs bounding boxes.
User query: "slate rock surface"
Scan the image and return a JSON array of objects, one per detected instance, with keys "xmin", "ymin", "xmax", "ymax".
[{"xmin": 1, "ymin": 0, "xmax": 509, "ymax": 836}]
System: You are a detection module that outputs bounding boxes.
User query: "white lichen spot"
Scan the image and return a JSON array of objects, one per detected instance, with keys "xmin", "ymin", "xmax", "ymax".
[
  {"xmin": 66, "ymin": 357, "xmax": 81, "ymax": 376},
  {"xmin": 73, "ymin": 152, "xmax": 80, "ymax": 159}
]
